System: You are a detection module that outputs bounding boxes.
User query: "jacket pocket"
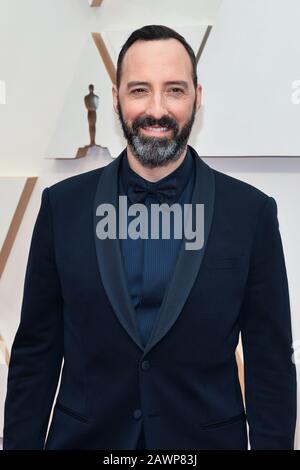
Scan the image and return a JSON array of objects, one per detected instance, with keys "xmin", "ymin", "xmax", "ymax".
[
  {"xmin": 200, "ymin": 411, "xmax": 246, "ymax": 430},
  {"xmin": 55, "ymin": 402, "xmax": 89, "ymax": 424}
]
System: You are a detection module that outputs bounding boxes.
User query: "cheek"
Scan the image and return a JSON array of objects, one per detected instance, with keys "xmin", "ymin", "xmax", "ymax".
[
  {"xmin": 120, "ymin": 100, "xmax": 145, "ymax": 122},
  {"xmin": 167, "ymin": 102, "xmax": 193, "ymax": 123}
]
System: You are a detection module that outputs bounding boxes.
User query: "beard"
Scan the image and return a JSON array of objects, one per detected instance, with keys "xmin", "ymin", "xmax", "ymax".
[{"xmin": 116, "ymin": 99, "xmax": 196, "ymax": 168}]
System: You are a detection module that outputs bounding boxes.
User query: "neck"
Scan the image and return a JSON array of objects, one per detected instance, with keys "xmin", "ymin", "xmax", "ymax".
[{"xmin": 126, "ymin": 145, "xmax": 188, "ymax": 183}]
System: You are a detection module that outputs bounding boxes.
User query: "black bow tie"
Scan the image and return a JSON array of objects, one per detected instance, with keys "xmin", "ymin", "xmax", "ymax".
[{"xmin": 127, "ymin": 174, "xmax": 177, "ymax": 205}]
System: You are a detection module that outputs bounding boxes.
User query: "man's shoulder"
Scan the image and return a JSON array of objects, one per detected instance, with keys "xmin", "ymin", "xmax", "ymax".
[
  {"xmin": 191, "ymin": 147, "xmax": 272, "ymax": 210},
  {"xmin": 212, "ymin": 166, "xmax": 271, "ymax": 207},
  {"xmin": 47, "ymin": 165, "xmax": 108, "ymax": 200},
  {"xmin": 44, "ymin": 164, "xmax": 113, "ymax": 212},
  {"xmin": 207, "ymin": 165, "xmax": 276, "ymax": 226}
]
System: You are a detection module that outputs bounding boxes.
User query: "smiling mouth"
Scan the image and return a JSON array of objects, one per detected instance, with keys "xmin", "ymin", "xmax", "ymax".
[{"xmin": 140, "ymin": 125, "xmax": 172, "ymax": 135}]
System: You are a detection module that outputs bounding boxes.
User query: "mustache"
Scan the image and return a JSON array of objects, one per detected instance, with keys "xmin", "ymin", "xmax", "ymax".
[{"xmin": 132, "ymin": 116, "xmax": 178, "ymax": 134}]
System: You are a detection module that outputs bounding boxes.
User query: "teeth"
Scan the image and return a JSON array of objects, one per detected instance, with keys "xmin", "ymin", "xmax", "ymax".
[{"xmin": 144, "ymin": 127, "xmax": 169, "ymax": 132}]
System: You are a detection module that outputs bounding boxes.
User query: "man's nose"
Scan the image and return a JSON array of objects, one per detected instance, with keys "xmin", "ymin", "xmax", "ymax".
[{"xmin": 145, "ymin": 93, "xmax": 168, "ymax": 120}]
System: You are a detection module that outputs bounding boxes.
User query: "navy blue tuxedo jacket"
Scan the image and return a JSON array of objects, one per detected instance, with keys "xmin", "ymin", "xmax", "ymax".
[{"xmin": 3, "ymin": 145, "xmax": 297, "ymax": 450}]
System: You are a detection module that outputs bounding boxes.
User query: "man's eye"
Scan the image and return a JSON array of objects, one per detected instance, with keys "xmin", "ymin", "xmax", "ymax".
[
  {"xmin": 170, "ymin": 88, "xmax": 184, "ymax": 94},
  {"xmin": 131, "ymin": 88, "xmax": 146, "ymax": 94}
]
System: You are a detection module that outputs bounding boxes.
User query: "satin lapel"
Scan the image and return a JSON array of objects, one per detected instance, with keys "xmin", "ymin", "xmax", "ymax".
[
  {"xmin": 143, "ymin": 146, "xmax": 215, "ymax": 357},
  {"xmin": 93, "ymin": 150, "xmax": 144, "ymax": 351}
]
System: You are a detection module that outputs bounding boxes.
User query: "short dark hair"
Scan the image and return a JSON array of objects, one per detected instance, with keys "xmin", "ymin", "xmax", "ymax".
[{"xmin": 116, "ymin": 24, "xmax": 198, "ymax": 90}]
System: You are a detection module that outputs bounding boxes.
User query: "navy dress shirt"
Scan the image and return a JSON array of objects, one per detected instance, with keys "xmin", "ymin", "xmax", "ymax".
[{"xmin": 118, "ymin": 147, "xmax": 195, "ymax": 348}]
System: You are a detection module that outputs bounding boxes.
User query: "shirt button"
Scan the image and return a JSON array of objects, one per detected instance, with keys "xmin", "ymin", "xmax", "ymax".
[
  {"xmin": 133, "ymin": 409, "xmax": 143, "ymax": 420},
  {"xmin": 141, "ymin": 360, "xmax": 150, "ymax": 371}
]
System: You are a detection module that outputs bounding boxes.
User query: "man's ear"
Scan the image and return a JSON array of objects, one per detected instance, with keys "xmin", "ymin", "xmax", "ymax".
[
  {"xmin": 196, "ymin": 84, "xmax": 202, "ymax": 112},
  {"xmin": 112, "ymin": 84, "xmax": 119, "ymax": 114}
]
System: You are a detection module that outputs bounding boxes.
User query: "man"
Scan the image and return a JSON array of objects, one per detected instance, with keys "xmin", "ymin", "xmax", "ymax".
[{"xmin": 3, "ymin": 25, "xmax": 297, "ymax": 450}]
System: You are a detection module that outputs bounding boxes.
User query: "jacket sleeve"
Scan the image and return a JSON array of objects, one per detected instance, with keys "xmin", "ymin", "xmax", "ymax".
[
  {"xmin": 239, "ymin": 196, "xmax": 297, "ymax": 449},
  {"xmin": 3, "ymin": 187, "xmax": 64, "ymax": 450}
]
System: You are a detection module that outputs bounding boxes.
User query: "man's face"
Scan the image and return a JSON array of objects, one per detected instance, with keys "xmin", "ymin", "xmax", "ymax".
[{"xmin": 112, "ymin": 38, "xmax": 202, "ymax": 168}]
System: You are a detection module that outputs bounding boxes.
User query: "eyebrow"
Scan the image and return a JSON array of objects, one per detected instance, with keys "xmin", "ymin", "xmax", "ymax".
[{"xmin": 126, "ymin": 80, "xmax": 189, "ymax": 90}]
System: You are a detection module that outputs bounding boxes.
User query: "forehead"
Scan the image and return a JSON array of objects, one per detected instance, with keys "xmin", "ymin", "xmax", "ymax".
[{"xmin": 121, "ymin": 38, "xmax": 193, "ymax": 83}]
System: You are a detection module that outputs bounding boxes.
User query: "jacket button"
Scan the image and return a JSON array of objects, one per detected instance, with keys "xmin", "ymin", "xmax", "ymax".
[
  {"xmin": 133, "ymin": 409, "xmax": 142, "ymax": 420},
  {"xmin": 141, "ymin": 360, "xmax": 150, "ymax": 371}
]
